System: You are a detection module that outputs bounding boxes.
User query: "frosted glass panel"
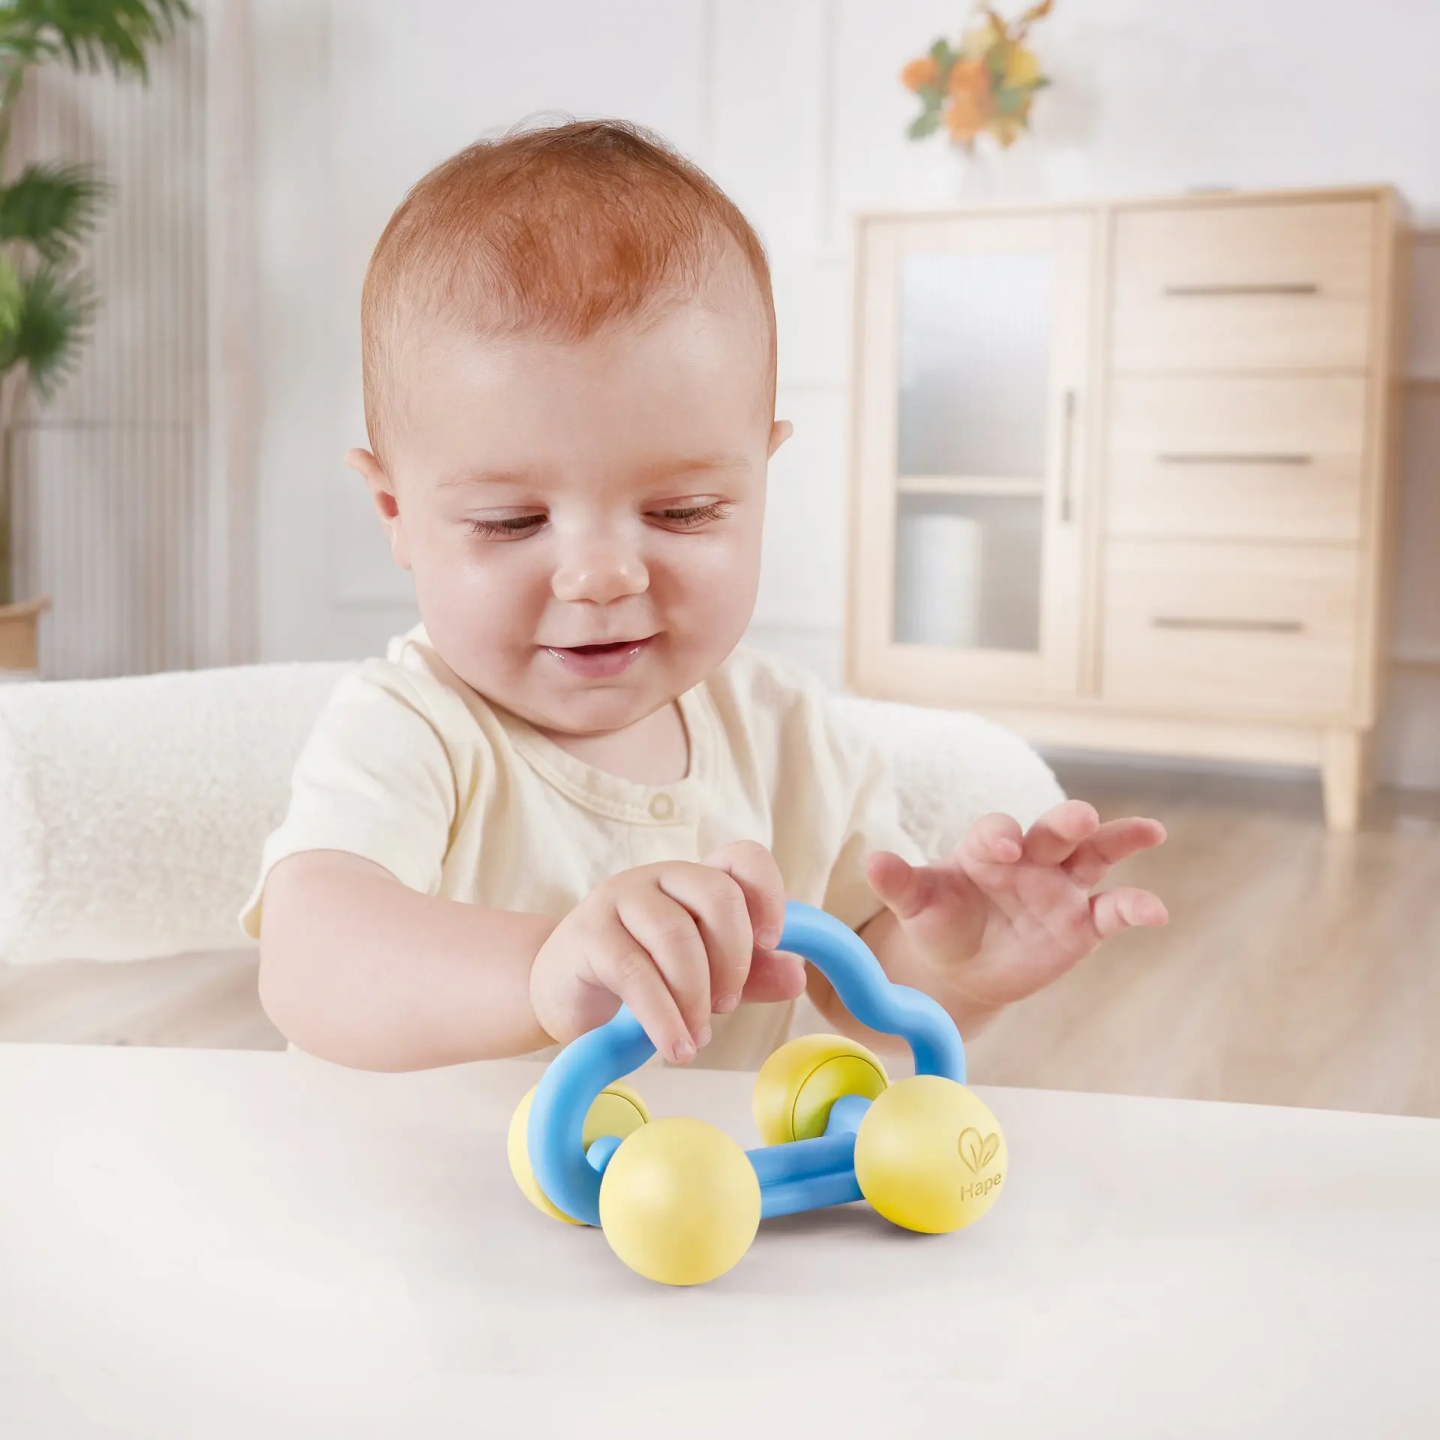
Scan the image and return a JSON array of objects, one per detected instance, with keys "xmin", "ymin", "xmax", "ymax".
[
  {"xmin": 898, "ymin": 253, "xmax": 1054, "ymax": 478},
  {"xmin": 893, "ymin": 493, "xmax": 1042, "ymax": 652}
]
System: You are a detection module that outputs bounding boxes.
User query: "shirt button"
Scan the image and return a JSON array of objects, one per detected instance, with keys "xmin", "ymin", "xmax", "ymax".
[{"xmin": 648, "ymin": 793, "xmax": 675, "ymax": 821}]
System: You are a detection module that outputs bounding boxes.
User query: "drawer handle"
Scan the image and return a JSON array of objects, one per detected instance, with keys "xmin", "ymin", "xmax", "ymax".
[
  {"xmin": 1157, "ymin": 452, "xmax": 1313, "ymax": 466},
  {"xmin": 1151, "ymin": 616, "xmax": 1305, "ymax": 634},
  {"xmin": 1163, "ymin": 282, "xmax": 1320, "ymax": 297}
]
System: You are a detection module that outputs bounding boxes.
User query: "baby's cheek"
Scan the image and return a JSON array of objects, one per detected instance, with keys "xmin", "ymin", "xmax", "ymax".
[
  {"xmin": 418, "ymin": 541, "xmax": 538, "ymax": 653},
  {"xmin": 665, "ymin": 528, "xmax": 760, "ymax": 608},
  {"xmin": 662, "ymin": 553, "xmax": 754, "ymax": 636}
]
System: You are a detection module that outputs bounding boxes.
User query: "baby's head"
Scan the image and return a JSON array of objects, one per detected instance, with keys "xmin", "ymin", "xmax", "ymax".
[{"xmin": 348, "ymin": 119, "xmax": 790, "ymax": 740}]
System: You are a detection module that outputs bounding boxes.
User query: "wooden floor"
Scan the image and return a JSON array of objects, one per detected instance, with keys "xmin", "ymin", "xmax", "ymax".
[
  {"xmin": 967, "ymin": 761, "xmax": 1440, "ymax": 1120},
  {"xmin": 2, "ymin": 761, "xmax": 1437, "ymax": 1118}
]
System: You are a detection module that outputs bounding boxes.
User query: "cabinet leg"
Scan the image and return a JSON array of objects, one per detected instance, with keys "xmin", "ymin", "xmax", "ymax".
[{"xmin": 1321, "ymin": 729, "xmax": 1371, "ymax": 831}]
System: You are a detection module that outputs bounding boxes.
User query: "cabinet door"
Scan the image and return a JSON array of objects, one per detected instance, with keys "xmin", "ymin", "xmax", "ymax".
[{"xmin": 848, "ymin": 211, "xmax": 1093, "ymax": 702}]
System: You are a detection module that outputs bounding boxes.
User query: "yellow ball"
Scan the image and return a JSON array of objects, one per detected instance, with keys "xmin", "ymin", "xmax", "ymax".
[
  {"xmin": 854, "ymin": 1075, "xmax": 1008, "ymax": 1234},
  {"xmin": 507, "ymin": 1081, "xmax": 650, "ymax": 1224},
  {"xmin": 752, "ymin": 1034, "xmax": 889, "ymax": 1145},
  {"xmin": 599, "ymin": 1117, "xmax": 761, "ymax": 1285}
]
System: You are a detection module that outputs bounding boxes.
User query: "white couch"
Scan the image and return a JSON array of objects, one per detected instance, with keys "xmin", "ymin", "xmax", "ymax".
[{"xmin": 0, "ymin": 662, "xmax": 1065, "ymax": 966}]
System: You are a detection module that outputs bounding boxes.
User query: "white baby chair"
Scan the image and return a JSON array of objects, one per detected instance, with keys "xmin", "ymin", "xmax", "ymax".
[{"xmin": 0, "ymin": 660, "xmax": 1063, "ymax": 972}]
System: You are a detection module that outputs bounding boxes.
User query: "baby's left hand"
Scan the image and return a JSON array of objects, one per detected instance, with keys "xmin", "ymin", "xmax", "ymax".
[{"xmin": 865, "ymin": 800, "xmax": 1167, "ymax": 1014}]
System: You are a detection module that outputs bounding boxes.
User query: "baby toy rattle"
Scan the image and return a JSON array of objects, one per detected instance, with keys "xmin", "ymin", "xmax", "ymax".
[{"xmin": 508, "ymin": 900, "xmax": 1008, "ymax": 1285}]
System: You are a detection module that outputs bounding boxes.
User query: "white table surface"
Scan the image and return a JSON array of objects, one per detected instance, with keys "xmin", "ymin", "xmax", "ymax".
[{"xmin": 1, "ymin": 1043, "xmax": 1437, "ymax": 1439}]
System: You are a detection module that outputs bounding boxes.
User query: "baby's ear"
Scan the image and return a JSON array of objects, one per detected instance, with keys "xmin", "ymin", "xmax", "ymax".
[
  {"xmin": 345, "ymin": 447, "xmax": 411, "ymax": 570},
  {"xmin": 767, "ymin": 418, "xmax": 794, "ymax": 458}
]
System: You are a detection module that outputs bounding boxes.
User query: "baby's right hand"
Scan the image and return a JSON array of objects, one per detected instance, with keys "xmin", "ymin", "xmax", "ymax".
[{"xmin": 529, "ymin": 841, "xmax": 804, "ymax": 1064}]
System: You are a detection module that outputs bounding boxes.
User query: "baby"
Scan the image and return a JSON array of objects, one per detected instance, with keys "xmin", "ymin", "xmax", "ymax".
[{"xmin": 243, "ymin": 119, "xmax": 1167, "ymax": 1073}]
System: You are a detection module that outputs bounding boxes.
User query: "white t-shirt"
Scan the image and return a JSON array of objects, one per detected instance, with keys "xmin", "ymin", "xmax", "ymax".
[{"xmin": 241, "ymin": 626, "xmax": 923, "ymax": 1070}]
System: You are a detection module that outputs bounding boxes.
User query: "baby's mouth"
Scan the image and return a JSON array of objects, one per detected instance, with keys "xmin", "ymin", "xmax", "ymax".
[{"xmin": 543, "ymin": 634, "xmax": 657, "ymax": 678}]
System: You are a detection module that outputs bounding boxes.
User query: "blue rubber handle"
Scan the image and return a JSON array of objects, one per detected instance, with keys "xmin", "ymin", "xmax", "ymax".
[
  {"xmin": 527, "ymin": 1005, "xmax": 651, "ymax": 1226},
  {"xmin": 776, "ymin": 903, "xmax": 965, "ymax": 1084},
  {"xmin": 528, "ymin": 900, "xmax": 966, "ymax": 1227}
]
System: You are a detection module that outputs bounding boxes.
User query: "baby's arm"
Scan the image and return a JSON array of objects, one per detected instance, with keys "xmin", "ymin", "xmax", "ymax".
[
  {"xmin": 258, "ymin": 850, "xmax": 557, "ymax": 1070},
  {"xmin": 257, "ymin": 841, "xmax": 802, "ymax": 1072}
]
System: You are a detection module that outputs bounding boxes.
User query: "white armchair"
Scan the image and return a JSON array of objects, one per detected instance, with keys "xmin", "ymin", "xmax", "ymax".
[{"xmin": 0, "ymin": 661, "xmax": 1064, "ymax": 966}]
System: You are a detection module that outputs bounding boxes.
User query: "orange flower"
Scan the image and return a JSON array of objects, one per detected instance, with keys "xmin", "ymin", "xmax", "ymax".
[
  {"xmin": 947, "ymin": 57, "xmax": 991, "ymax": 102},
  {"xmin": 943, "ymin": 58, "xmax": 991, "ymax": 142},
  {"xmin": 900, "ymin": 56, "xmax": 939, "ymax": 92},
  {"xmin": 944, "ymin": 88, "xmax": 987, "ymax": 142}
]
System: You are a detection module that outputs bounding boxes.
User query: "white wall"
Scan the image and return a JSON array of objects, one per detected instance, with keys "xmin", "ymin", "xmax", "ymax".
[{"xmin": 250, "ymin": 0, "xmax": 1440, "ymax": 788}]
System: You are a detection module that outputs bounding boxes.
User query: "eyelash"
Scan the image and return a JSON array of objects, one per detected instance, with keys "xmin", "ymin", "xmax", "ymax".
[{"xmin": 466, "ymin": 502, "xmax": 730, "ymax": 539}]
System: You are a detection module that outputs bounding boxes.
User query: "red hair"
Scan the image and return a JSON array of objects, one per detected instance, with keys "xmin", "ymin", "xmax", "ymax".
[{"xmin": 360, "ymin": 118, "xmax": 776, "ymax": 464}]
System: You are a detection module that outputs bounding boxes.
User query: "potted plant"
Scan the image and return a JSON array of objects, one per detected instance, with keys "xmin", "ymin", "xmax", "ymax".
[{"xmin": 0, "ymin": 0, "xmax": 192, "ymax": 675}]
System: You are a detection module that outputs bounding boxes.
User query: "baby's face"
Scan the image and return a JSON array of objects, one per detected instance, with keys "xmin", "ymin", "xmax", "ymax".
[{"xmin": 351, "ymin": 295, "xmax": 788, "ymax": 738}]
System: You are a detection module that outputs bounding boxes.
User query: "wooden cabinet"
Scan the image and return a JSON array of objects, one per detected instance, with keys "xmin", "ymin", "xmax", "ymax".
[{"xmin": 847, "ymin": 187, "xmax": 1406, "ymax": 829}]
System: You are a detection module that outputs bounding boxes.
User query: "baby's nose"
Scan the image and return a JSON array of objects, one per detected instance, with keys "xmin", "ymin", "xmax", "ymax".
[{"xmin": 550, "ymin": 539, "xmax": 650, "ymax": 605}]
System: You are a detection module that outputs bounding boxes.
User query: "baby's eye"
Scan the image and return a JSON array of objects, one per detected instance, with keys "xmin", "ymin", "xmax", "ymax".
[
  {"xmin": 653, "ymin": 501, "xmax": 731, "ymax": 529},
  {"xmin": 467, "ymin": 514, "xmax": 546, "ymax": 539}
]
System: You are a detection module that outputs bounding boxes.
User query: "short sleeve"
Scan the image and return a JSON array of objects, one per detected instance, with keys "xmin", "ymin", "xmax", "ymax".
[
  {"xmin": 238, "ymin": 661, "xmax": 457, "ymax": 939},
  {"xmin": 820, "ymin": 704, "xmax": 928, "ymax": 933}
]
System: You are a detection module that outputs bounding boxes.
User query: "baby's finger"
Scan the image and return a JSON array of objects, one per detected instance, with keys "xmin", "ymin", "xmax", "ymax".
[
  {"xmin": 658, "ymin": 862, "xmax": 756, "ymax": 1017},
  {"xmin": 615, "ymin": 889, "xmax": 713, "ymax": 1058},
  {"xmin": 740, "ymin": 947, "xmax": 809, "ymax": 1004},
  {"xmin": 588, "ymin": 910, "xmax": 695, "ymax": 1064},
  {"xmin": 703, "ymin": 840, "xmax": 787, "ymax": 953},
  {"xmin": 866, "ymin": 850, "xmax": 941, "ymax": 921},
  {"xmin": 1090, "ymin": 887, "xmax": 1169, "ymax": 940},
  {"xmin": 957, "ymin": 813, "xmax": 1025, "ymax": 870},
  {"xmin": 1066, "ymin": 817, "xmax": 1167, "ymax": 889},
  {"xmin": 1021, "ymin": 800, "xmax": 1100, "ymax": 867}
]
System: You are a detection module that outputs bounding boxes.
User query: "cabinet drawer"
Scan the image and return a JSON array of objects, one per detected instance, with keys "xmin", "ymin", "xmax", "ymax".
[
  {"xmin": 1102, "ymin": 540, "xmax": 1360, "ymax": 716},
  {"xmin": 1106, "ymin": 376, "xmax": 1368, "ymax": 542},
  {"xmin": 1111, "ymin": 201, "xmax": 1377, "ymax": 371}
]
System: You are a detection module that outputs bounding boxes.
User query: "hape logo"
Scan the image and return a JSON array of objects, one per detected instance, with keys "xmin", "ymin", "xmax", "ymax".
[{"xmin": 957, "ymin": 1127, "xmax": 1001, "ymax": 1174}]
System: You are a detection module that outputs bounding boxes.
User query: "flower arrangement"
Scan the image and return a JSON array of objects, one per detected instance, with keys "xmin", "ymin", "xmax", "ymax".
[{"xmin": 901, "ymin": 3, "xmax": 1052, "ymax": 150}]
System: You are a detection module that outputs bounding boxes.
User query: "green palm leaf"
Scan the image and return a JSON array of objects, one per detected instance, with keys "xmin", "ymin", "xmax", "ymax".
[
  {"xmin": 0, "ymin": 250, "xmax": 24, "ymax": 332},
  {"xmin": 0, "ymin": 266, "xmax": 96, "ymax": 401},
  {"xmin": 0, "ymin": 161, "xmax": 106, "ymax": 263},
  {"xmin": 0, "ymin": 0, "xmax": 193, "ymax": 80}
]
